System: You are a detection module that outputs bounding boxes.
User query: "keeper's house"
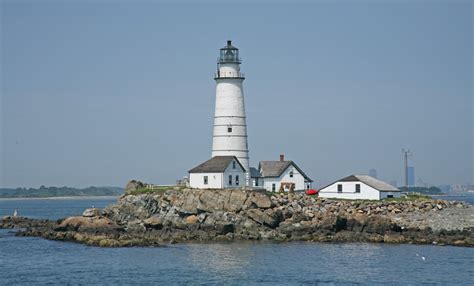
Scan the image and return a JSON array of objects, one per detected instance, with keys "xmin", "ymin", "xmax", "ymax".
[
  {"xmin": 189, "ymin": 156, "xmax": 245, "ymax": 189},
  {"xmin": 251, "ymin": 155, "xmax": 313, "ymax": 192},
  {"xmin": 318, "ymin": 175, "xmax": 401, "ymax": 200}
]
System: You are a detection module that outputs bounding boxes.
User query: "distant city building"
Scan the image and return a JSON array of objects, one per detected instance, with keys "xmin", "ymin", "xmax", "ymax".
[
  {"xmin": 369, "ymin": 168, "xmax": 378, "ymax": 179},
  {"xmin": 390, "ymin": 180, "xmax": 398, "ymax": 188},
  {"xmin": 438, "ymin": 185, "xmax": 452, "ymax": 194},
  {"xmin": 407, "ymin": 166, "xmax": 415, "ymax": 186},
  {"xmin": 451, "ymin": 184, "xmax": 474, "ymax": 193}
]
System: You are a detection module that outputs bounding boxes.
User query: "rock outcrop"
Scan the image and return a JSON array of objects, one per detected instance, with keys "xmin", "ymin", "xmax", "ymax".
[
  {"xmin": 2, "ymin": 188, "xmax": 474, "ymax": 247},
  {"xmin": 124, "ymin": 180, "xmax": 145, "ymax": 194}
]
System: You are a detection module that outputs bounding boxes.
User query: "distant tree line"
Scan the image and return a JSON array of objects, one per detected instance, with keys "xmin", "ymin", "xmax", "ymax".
[
  {"xmin": 0, "ymin": 186, "xmax": 123, "ymax": 198},
  {"xmin": 399, "ymin": 186, "xmax": 443, "ymax": 195}
]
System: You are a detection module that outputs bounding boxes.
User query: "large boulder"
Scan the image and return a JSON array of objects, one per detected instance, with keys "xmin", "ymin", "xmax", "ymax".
[
  {"xmin": 143, "ymin": 215, "xmax": 163, "ymax": 229},
  {"xmin": 185, "ymin": 215, "xmax": 198, "ymax": 224},
  {"xmin": 249, "ymin": 192, "xmax": 272, "ymax": 209},
  {"xmin": 82, "ymin": 208, "xmax": 101, "ymax": 218},
  {"xmin": 198, "ymin": 190, "xmax": 227, "ymax": 212},
  {"xmin": 55, "ymin": 216, "xmax": 121, "ymax": 233},
  {"xmin": 224, "ymin": 190, "xmax": 248, "ymax": 212},
  {"xmin": 247, "ymin": 209, "xmax": 282, "ymax": 228},
  {"xmin": 125, "ymin": 180, "xmax": 146, "ymax": 194},
  {"xmin": 179, "ymin": 190, "xmax": 200, "ymax": 214}
]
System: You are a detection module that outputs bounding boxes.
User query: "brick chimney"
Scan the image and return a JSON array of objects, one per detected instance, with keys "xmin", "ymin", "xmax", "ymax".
[{"xmin": 280, "ymin": 154, "xmax": 285, "ymax": 162}]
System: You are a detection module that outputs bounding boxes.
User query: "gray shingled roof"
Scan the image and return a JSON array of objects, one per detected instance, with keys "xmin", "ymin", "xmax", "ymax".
[
  {"xmin": 188, "ymin": 156, "xmax": 244, "ymax": 173},
  {"xmin": 250, "ymin": 167, "xmax": 262, "ymax": 178},
  {"xmin": 334, "ymin": 175, "xmax": 400, "ymax": 192},
  {"xmin": 259, "ymin": 161, "xmax": 313, "ymax": 182}
]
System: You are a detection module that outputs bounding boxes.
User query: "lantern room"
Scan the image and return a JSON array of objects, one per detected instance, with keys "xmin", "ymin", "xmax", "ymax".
[{"xmin": 218, "ymin": 40, "xmax": 241, "ymax": 64}]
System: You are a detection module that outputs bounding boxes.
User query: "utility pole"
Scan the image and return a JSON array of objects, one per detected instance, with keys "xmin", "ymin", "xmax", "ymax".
[{"xmin": 402, "ymin": 149, "xmax": 411, "ymax": 192}]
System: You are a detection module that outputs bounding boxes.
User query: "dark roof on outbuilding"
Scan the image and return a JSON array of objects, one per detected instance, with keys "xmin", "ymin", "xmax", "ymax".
[
  {"xmin": 188, "ymin": 156, "xmax": 244, "ymax": 173},
  {"xmin": 259, "ymin": 161, "xmax": 313, "ymax": 182},
  {"xmin": 250, "ymin": 167, "xmax": 262, "ymax": 178}
]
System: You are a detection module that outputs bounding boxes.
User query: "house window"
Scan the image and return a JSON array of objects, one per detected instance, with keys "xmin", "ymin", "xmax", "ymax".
[
  {"xmin": 289, "ymin": 170, "xmax": 294, "ymax": 178},
  {"xmin": 272, "ymin": 183, "xmax": 276, "ymax": 191},
  {"xmin": 255, "ymin": 179, "xmax": 259, "ymax": 186},
  {"xmin": 228, "ymin": 127, "xmax": 232, "ymax": 133},
  {"xmin": 236, "ymin": 175, "xmax": 239, "ymax": 186},
  {"xmin": 232, "ymin": 161, "xmax": 236, "ymax": 169},
  {"xmin": 387, "ymin": 195, "xmax": 394, "ymax": 198},
  {"xmin": 203, "ymin": 176, "xmax": 208, "ymax": 185},
  {"xmin": 337, "ymin": 184, "xmax": 343, "ymax": 193},
  {"xmin": 228, "ymin": 175, "xmax": 232, "ymax": 185},
  {"xmin": 355, "ymin": 184, "xmax": 360, "ymax": 193}
]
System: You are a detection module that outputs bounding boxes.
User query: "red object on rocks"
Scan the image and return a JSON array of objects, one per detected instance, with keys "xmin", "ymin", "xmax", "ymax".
[{"xmin": 306, "ymin": 189, "xmax": 318, "ymax": 195}]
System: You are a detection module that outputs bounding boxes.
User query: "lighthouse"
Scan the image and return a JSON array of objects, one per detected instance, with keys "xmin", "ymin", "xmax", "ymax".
[{"xmin": 211, "ymin": 41, "xmax": 250, "ymax": 182}]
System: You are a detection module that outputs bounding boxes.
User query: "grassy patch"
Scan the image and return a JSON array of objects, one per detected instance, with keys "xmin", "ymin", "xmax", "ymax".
[
  {"xmin": 128, "ymin": 186, "xmax": 173, "ymax": 196},
  {"xmin": 384, "ymin": 193, "xmax": 431, "ymax": 202}
]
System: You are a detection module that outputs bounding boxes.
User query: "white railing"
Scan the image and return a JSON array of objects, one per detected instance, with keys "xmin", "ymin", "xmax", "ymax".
[{"xmin": 215, "ymin": 72, "xmax": 245, "ymax": 78}]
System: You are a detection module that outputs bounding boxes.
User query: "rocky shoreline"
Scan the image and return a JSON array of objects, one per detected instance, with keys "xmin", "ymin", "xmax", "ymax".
[{"xmin": 1, "ymin": 187, "xmax": 473, "ymax": 247}]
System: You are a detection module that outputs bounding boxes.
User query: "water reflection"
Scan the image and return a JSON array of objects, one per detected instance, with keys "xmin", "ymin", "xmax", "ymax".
[{"xmin": 187, "ymin": 243, "xmax": 254, "ymax": 274}]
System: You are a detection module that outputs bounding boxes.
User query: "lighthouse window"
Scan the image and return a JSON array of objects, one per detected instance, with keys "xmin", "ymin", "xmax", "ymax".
[{"xmin": 228, "ymin": 127, "xmax": 232, "ymax": 133}]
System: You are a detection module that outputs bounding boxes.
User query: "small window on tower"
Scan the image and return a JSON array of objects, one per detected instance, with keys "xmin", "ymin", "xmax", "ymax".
[{"xmin": 228, "ymin": 127, "xmax": 232, "ymax": 133}]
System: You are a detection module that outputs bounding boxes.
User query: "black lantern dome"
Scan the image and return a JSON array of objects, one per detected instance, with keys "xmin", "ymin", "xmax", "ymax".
[{"xmin": 218, "ymin": 40, "xmax": 241, "ymax": 64}]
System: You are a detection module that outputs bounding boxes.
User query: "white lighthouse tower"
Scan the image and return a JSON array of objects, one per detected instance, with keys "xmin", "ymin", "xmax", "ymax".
[{"xmin": 212, "ymin": 41, "xmax": 250, "ymax": 181}]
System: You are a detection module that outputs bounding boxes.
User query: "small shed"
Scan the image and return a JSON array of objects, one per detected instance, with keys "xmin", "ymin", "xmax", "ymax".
[{"xmin": 318, "ymin": 175, "xmax": 401, "ymax": 200}]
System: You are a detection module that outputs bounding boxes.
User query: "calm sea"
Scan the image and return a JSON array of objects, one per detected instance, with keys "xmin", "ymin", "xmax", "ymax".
[{"xmin": 1, "ymin": 196, "xmax": 473, "ymax": 285}]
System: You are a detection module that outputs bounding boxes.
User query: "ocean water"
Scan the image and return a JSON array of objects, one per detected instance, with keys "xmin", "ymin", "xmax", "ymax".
[{"xmin": 1, "ymin": 196, "xmax": 473, "ymax": 285}]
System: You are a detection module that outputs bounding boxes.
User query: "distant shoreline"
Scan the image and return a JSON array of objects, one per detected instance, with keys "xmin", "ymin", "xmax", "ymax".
[{"xmin": 0, "ymin": 196, "xmax": 120, "ymax": 201}]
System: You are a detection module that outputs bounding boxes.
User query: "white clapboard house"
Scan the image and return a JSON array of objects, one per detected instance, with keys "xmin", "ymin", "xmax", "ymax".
[
  {"xmin": 251, "ymin": 155, "xmax": 313, "ymax": 192},
  {"xmin": 188, "ymin": 156, "xmax": 246, "ymax": 189},
  {"xmin": 318, "ymin": 175, "xmax": 401, "ymax": 200}
]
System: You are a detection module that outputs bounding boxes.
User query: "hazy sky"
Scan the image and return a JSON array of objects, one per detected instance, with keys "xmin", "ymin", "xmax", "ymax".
[{"xmin": 1, "ymin": 0, "xmax": 472, "ymax": 188}]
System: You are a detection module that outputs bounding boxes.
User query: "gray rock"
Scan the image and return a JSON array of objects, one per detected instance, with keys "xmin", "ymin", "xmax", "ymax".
[
  {"xmin": 249, "ymin": 192, "xmax": 272, "ymax": 209},
  {"xmin": 82, "ymin": 208, "xmax": 101, "ymax": 218},
  {"xmin": 247, "ymin": 209, "xmax": 282, "ymax": 228},
  {"xmin": 143, "ymin": 215, "xmax": 163, "ymax": 229},
  {"xmin": 125, "ymin": 180, "xmax": 145, "ymax": 194}
]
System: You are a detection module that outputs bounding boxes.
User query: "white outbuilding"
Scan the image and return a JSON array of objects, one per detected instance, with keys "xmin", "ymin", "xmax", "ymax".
[
  {"xmin": 188, "ymin": 156, "xmax": 246, "ymax": 189},
  {"xmin": 318, "ymin": 175, "xmax": 401, "ymax": 200},
  {"xmin": 251, "ymin": 155, "xmax": 313, "ymax": 192}
]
